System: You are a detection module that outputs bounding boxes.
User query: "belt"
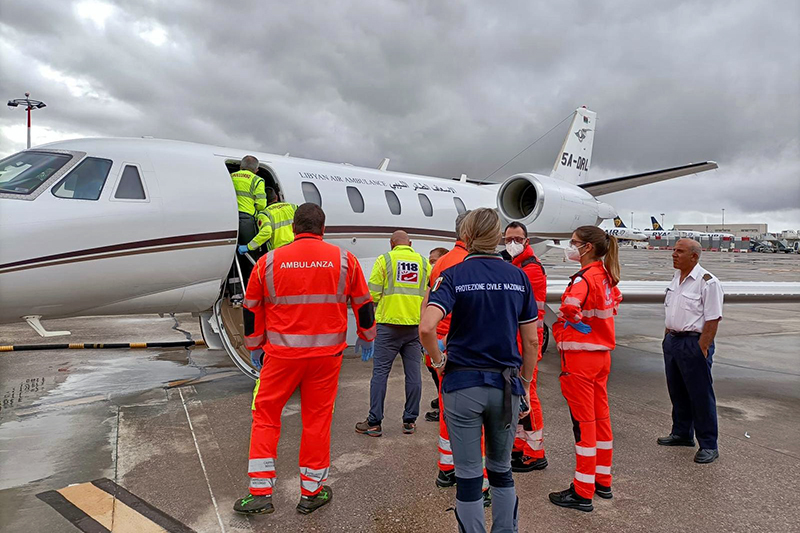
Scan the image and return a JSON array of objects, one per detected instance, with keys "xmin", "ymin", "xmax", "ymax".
[
  {"xmin": 667, "ymin": 330, "xmax": 700, "ymax": 337},
  {"xmin": 445, "ymin": 365, "xmax": 518, "ymax": 429}
]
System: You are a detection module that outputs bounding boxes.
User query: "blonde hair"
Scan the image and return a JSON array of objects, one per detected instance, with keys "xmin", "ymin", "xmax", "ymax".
[
  {"xmin": 461, "ymin": 208, "xmax": 502, "ymax": 254},
  {"xmin": 574, "ymin": 225, "xmax": 621, "ymax": 286}
]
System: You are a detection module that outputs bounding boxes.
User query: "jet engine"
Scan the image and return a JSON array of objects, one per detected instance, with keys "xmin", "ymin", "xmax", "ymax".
[{"xmin": 496, "ymin": 173, "xmax": 616, "ymax": 238}]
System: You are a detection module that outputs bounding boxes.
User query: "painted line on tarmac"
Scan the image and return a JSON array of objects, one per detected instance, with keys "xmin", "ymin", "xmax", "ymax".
[{"xmin": 36, "ymin": 478, "xmax": 194, "ymax": 533}]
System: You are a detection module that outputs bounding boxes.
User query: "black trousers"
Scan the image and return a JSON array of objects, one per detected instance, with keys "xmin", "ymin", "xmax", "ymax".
[
  {"xmin": 662, "ymin": 334, "xmax": 718, "ymax": 449},
  {"xmin": 236, "ymin": 212, "xmax": 261, "ymax": 339}
]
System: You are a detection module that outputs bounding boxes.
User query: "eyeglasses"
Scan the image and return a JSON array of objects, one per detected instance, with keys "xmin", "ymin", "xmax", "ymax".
[
  {"xmin": 569, "ymin": 239, "xmax": 587, "ymax": 247},
  {"xmin": 503, "ymin": 237, "xmax": 526, "ymax": 244}
]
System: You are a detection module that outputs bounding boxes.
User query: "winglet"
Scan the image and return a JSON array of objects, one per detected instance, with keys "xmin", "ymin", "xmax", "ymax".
[{"xmin": 378, "ymin": 158, "xmax": 390, "ymax": 171}]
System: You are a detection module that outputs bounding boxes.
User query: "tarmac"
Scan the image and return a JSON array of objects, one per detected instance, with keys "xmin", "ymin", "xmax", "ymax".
[{"xmin": 1, "ymin": 249, "xmax": 798, "ymax": 533}]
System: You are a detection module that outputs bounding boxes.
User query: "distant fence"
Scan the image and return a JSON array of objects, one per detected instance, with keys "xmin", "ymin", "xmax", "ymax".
[{"xmin": 648, "ymin": 236, "xmax": 751, "ymax": 252}]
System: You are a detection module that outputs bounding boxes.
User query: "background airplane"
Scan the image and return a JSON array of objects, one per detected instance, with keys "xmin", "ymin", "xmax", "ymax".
[
  {"xmin": 6, "ymin": 106, "xmax": 786, "ymax": 379},
  {"xmin": 605, "ymin": 217, "xmax": 647, "ymax": 241},
  {"xmin": 650, "ymin": 215, "xmax": 733, "ymax": 240}
]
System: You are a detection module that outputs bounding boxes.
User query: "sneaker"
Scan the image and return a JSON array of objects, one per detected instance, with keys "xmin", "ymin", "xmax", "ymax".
[
  {"xmin": 548, "ymin": 484, "xmax": 593, "ymax": 512},
  {"xmin": 657, "ymin": 434, "xmax": 695, "ymax": 447},
  {"xmin": 430, "ymin": 398, "xmax": 439, "ymax": 409},
  {"xmin": 482, "ymin": 488, "xmax": 492, "ymax": 508},
  {"xmin": 595, "ymin": 482, "xmax": 613, "ymax": 499},
  {"xmin": 424, "ymin": 409, "xmax": 439, "ymax": 422},
  {"xmin": 511, "ymin": 455, "xmax": 548, "ymax": 472},
  {"xmin": 355, "ymin": 420, "xmax": 382, "ymax": 437},
  {"xmin": 435, "ymin": 469, "xmax": 456, "ymax": 488},
  {"xmin": 296, "ymin": 485, "xmax": 333, "ymax": 515},
  {"xmin": 233, "ymin": 493, "xmax": 274, "ymax": 514},
  {"xmin": 402, "ymin": 422, "xmax": 416, "ymax": 434}
]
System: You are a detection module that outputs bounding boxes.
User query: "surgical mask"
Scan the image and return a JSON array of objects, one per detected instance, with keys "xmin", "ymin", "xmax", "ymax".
[
  {"xmin": 564, "ymin": 244, "xmax": 585, "ymax": 262},
  {"xmin": 505, "ymin": 241, "xmax": 525, "ymax": 258}
]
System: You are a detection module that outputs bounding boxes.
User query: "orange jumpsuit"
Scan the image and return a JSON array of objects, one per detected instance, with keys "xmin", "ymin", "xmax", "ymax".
[
  {"xmin": 426, "ymin": 241, "xmax": 469, "ymax": 471},
  {"xmin": 553, "ymin": 260, "xmax": 622, "ymax": 499},
  {"xmin": 243, "ymin": 233, "xmax": 376, "ymax": 497},
  {"xmin": 511, "ymin": 246, "xmax": 547, "ymax": 460}
]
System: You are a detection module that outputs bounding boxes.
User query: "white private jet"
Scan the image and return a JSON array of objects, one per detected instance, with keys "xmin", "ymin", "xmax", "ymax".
[
  {"xmin": 2, "ymin": 107, "xmax": 798, "ymax": 378},
  {"xmin": 605, "ymin": 217, "xmax": 647, "ymax": 241}
]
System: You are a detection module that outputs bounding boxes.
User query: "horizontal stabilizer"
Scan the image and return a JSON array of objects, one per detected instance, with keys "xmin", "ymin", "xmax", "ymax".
[{"xmin": 580, "ymin": 162, "xmax": 718, "ymax": 196}]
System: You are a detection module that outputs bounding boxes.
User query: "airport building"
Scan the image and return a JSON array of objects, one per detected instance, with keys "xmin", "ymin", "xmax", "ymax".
[{"xmin": 673, "ymin": 223, "xmax": 768, "ymax": 238}]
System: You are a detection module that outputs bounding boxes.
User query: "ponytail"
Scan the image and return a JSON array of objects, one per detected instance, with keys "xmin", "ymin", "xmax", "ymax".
[
  {"xmin": 604, "ymin": 234, "xmax": 620, "ymax": 286},
  {"xmin": 574, "ymin": 226, "xmax": 621, "ymax": 286}
]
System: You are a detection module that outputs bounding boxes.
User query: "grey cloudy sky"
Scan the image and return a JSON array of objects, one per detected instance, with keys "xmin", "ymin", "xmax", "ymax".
[{"xmin": 1, "ymin": 0, "xmax": 798, "ymax": 230}]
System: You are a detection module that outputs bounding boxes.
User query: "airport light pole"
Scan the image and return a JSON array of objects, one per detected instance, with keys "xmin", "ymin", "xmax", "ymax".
[
  {"xmin": 722, "ymin": 208, "xmax": 725, "ymax": 227},
  {"xmin": 631, "ymin": 211, "xmax": 634, "ymax": 228},
  {"xmin": 660, "ymin": 213, "xmax": 665, "ymax": 228},
  {"xmin": 7, "ymin": 92, "xmax": 46, "ymax": 149}
]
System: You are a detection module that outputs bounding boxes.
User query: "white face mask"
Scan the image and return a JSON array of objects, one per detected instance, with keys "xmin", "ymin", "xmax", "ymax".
[
  {"xmin": 505, "ymin": 241, "xmax": 525, "ymax": 258},
  {"xmin": 564, "ymin": 243, "xmax": 586, "ymax": 262}
]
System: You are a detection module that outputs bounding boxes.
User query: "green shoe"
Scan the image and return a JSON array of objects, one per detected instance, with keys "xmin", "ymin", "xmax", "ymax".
[
  {"xmin": 296, "ymin": 485, "xmax": 334, "ymax": 515},
  {"xmin": 233, "ymin": 493, "xmax": 274, "ymax": 514}
]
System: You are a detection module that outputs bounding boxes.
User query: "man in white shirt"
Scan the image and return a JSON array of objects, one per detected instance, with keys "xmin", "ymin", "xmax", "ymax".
[{"xmin": 657, "ymin": 239, "xmax": 724, "ymax": 464}]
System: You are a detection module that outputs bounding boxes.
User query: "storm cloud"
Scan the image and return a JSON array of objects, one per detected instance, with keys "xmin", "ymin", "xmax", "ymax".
[{"xmin": 1, "ymin": 0, "xmax": 798, "ymax": 229}]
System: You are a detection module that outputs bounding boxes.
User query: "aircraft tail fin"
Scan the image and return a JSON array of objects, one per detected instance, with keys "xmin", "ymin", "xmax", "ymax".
[
  {"xmin": 651, "ymin": 216, "xmax": 663, "ymax": 230},
  {"xmin": 613, "ymin": 216, "xmax": 627, "ymax": 228},
  {"xmin": 551, "ymin": 106, "xmax": 597, "ymax": 184}
]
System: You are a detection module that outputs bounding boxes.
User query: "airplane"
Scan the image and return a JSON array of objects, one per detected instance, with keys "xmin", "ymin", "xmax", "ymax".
[
  {"xmin": 605, "ymin": 217, "xmax": 647, "ymax": 241},
  {"xmin": 2, "ymin": 106, "xmax": 797, "ymax": 379},
  {"xmin": 650, "ymin": 216, "xmax": 734, "ymax": 240}
]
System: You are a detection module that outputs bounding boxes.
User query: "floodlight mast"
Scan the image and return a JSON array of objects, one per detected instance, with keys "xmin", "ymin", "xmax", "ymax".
[{"xmin": 7, "ymin": 92, "xmax": 47, "ymax": 149}]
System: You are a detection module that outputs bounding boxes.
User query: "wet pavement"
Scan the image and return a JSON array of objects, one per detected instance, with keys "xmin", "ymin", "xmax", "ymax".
[{"xmin": 1, "ymin": 249, "xmax": 798, "ymax": 532}]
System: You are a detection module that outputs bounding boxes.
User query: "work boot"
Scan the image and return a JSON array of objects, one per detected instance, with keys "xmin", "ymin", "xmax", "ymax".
[
  {"xmin": 402, "ymin": 422, "xmax": 416, "ymax": 434},
  {"xmin": 296, "ymin": 485, "xmax": 333, "ymax": 515},
  {"xmin": 548, "ymin": 484, "xmax": 593, "ymax": 512},
  {"xmin": 482, "ymin": 488, "xmax": 492, "ymax": 508},
  {"xmin": 511, "ymin": 455, "xmax": 548, "ymax": 472},
  {"xmin": 233, "ymin": 494, "xmax": 274, "ymax": 514},
  {"xmin": 657, "ymin": 434, "xmax": 695, "ymax": 447},
  {"xmin": 694, "ymin": 448, "xmax": 719, "ymax": 464},
  {"xmin": 424, "ymin": 409, "xmax": 439, "ymax": 422},
  {"xmin": 511, "ymin": 449, "xmax": 523, "ymax": 460},
  {"xmin": 430, "ymin": 398, "xmax": 439, "ymax": 409},
  {"xmin": 355, "ymin": 420, "xmax": 382, "ymax": 437},
  {"xmin": 594, "ymin": 482, "xmax": 613, "ymax": 499},
  {"xmin": 435, "ymin": 469, "xmax": 456, "ymax": 488}
]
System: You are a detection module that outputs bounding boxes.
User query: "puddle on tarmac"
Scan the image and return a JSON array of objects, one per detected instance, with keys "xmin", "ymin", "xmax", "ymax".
[{"xmin": 0, "ymin": 350, "xmax": 203, "ymax": 490}]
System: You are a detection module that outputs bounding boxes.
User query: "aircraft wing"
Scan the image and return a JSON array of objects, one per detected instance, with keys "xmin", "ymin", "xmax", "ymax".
[
  {"xmin": 546, "ymin": 280, "xmax": 800, "ymax": 304},
  {"xmin": 579, "ymin": 162, "xmax": 718, "ymax": 197}
]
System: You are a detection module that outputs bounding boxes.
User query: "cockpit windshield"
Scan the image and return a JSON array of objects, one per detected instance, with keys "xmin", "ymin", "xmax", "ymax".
[{"xmin": 0, "ymin": 151, "xmax": 72, "ymax": 195}]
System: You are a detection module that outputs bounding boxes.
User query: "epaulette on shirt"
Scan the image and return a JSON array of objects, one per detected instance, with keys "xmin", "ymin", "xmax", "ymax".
[{"xmin": 703, "ymin": 273, "xmax": 713, "ymax": 281}]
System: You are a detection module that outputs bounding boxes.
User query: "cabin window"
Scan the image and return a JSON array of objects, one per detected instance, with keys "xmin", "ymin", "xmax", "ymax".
[
  {"xmin": 0, "ymin": 151, "xmax": 72, "ymax": 195},
  {"xmin": 454, "ymin": 196, "xmax": 466, "ymax": 214},
  {"xmin": 418, "ymin": 193, "xmax": 433, "ymax": 217},
  {"xmin": 302, "ymin": 181, "xmax": 322, "ymax": 207},
  {"xmin": 114, "ymin": 165, "xmax": 146, "ymax": 199},
  {"xmin": 52, "ymin": 157, "xmax": 112, "ymax": 200},
  {"xmin": 384, "ymin": 190, "xmax": 401, "ymax": 215},
  {"xmin": 346, "ymin": 186, "xmax": 365, "ymax": 213}
]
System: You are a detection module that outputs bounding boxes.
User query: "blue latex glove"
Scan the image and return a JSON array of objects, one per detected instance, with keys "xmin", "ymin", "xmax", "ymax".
[
  {"xmin": 237, "ymin": 244, "xmax": 249, "ymax": 255},
  {"xmin": 437, "ymin": 339, "xmax": 446, "ymax": 353},
  {"xmin": 356, "ymin": 338, "xmax": 375, "ymax": 361},
  {"xmin": 250, "ymin": 348, "xmax": 264, "ymax": 370},
  {"xmin": 564, "ymin": 320, "xmax": 592, "ymax": 334}
]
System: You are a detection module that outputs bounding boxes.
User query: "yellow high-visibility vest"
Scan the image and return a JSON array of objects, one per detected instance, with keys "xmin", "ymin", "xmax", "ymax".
[
  {"xmin": 231, "ymin": 170, "xmax": 266, "ymax": 215},
  {"xmin": 368, "ymin": 245, "xmax": 430, "ymax": 325},
  {"xmin": 248, "ymin": 202, "xmax": 298, "ymax": 250}
]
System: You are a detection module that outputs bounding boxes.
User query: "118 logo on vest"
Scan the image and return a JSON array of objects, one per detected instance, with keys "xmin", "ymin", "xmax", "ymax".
[{"xmin": 396, "ymin": 261, "xmax": 419, "ymax": 284}]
